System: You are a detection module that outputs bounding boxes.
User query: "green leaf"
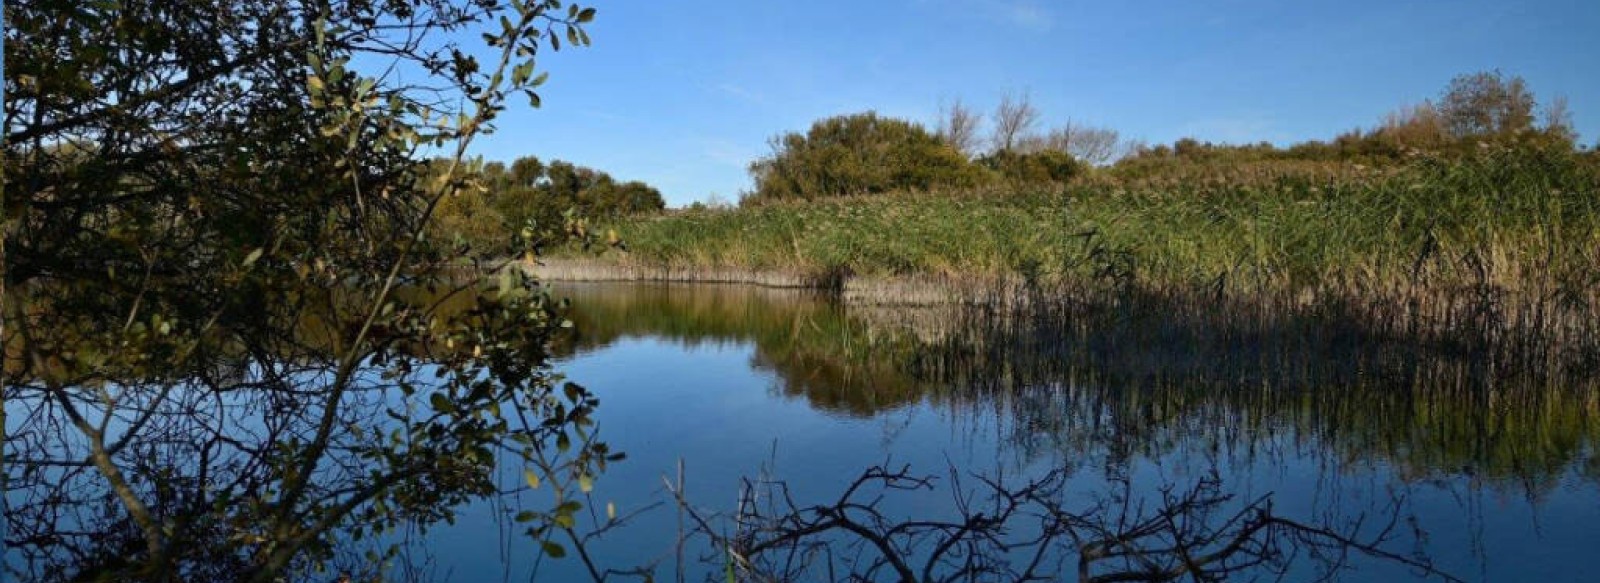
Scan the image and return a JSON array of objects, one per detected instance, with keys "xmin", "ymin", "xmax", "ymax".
[
  {"xmin": 512, "ymin": 61, "xmax": 535, "ymax": 85},
  {"xmin": 242, "ymin": 248, "xmax": 265, "ymax": 267},
  {"xmin": 577, "ymin": 474, "xmax": 593, "ymax": 493},
  {"xmin": 524, "ymin": 469, "xmax": 541, "ymax": 489},
  {"xmin": 542, "ymin": 541, "xmax": 566, "ymax": 558},
  {"xmin": 577, "ymin": 8, "xmax": 597, "ymax": 23},
  {"xmin": 429, "ymin": 393, "xmax": 455, "ymax": 413}
]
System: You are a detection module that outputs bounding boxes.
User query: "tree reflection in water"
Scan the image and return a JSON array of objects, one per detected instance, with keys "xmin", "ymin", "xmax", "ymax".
[
  {"xmin": 544, "ymin": 281, "xmax": 1595, "ymax": 581},
  {"xmin": 556, "ymin": 282, "xmax": 1598, "ymax": 491},
  {"xmin": 666, "ymin": 462, "xmax": 1462, "ymax": 583}
]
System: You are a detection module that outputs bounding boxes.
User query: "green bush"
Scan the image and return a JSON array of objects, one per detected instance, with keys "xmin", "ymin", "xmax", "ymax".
[
  {"xmin": 978, "ymin": 149, "xmax": 1085, "ymax": 184},
  {"xmin": 745, "ymin": 112, "xmax": 986, "ymax": 203},
  {"xmin": 428, "ymin": 155, "xmax": 666, "ymax": 255}
]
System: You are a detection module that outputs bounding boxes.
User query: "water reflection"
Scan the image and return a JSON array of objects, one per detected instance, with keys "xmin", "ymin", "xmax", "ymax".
[
  {"xmin": 8, "ymin": 280, "xmax": 1597, "ymax": 581},
  {"xmin": 555, "ymin": 283, "xmax": 927, "ymax": 416},
  {"xmin": 493, "ymin": 281, "xmax": 1600, "ymax": 582},
  {"xmin": 552, "ymin": 282, "xmax": 1600, "ymax": 490}
]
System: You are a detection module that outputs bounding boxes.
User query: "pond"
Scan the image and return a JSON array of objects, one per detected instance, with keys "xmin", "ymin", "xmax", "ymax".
[{"xmin": 416, "ymin": 281, "xmax": 1600, "ymax": 582}]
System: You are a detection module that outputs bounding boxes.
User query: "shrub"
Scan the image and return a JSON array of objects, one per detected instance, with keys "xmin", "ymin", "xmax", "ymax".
[
  {"xmin": 426, "ymin": 155, "xmax": 666, "ymax": 254},
  {"xmin": 746, "ymin": 112, "xmax": 985, "ymax": 203},
  {"xmin": 979, "ymin": 149, "xmax": 1085, "ymax": 184}
]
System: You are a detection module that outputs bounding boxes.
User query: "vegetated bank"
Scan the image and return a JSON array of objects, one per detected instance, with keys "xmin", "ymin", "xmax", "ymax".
[
  {"xmin": 550, "ymin": 142, "xmax": 1599, "ymax": 374},
  {"xmin": 538, "ymin": 73, "xmax": 1589, "ymax": 297},
  {"xmin": 563, "ymin": 141, "xmax": 1596, "ymax": 302},
  {"xmin": 532, "ymin": 73, "xmax": 1598, "ymax": 372}
]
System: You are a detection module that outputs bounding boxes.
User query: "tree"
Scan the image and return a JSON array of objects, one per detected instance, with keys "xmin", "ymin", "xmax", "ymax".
[
  {"xmin": 1066, "ymin": 124, "xmax": 1124, "ymax": 165},
  {"xmin": 747, "ymin": 112, "xmax": 984, "ymax": 202},
  {"xmin": 1018, "ymin": 121, "xmax": 1129, "ymax": 165},
  {"xmin": 1543, "ymin": 95, "xmax": 1578, "ymax": 145},
  {"xmin": 991, "ymin": 92, "xmax": 1041, "ymax": 153},
  {"xmin": 1437, "ymin": 70, "xmax": 1537, "ymax": 139},
  {"xmin": 935, "ymin": 98, "xmax": 984, "ymax": 158},
  {"xmin": 3, "ymin": 1, "xmax": 613, "ymax": 580},
  {"xmin": 425, "ymin": 154, "xmax": 665, "ymax": 256},
  {"xmin": 511, "ymin": 155, "xmax": 550, "ymax": 188},
  {"xmin": 668, "ymin": 464, "xmax": 1463, "ymax": 582},
  {"xmin": 1372, "ymin": 101, "xmax": 1451, "ymax": 152}
]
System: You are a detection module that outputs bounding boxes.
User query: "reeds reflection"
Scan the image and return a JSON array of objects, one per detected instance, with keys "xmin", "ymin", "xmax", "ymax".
[{"xmin": 552, "ymin": 282, "xmax": 1599, "ymax": 491}]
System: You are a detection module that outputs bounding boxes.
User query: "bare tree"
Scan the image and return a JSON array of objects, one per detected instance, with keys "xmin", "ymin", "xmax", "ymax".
[
  {"xmin": 991, "ymin": 92, "xmax": 1041, "ymax": 153},
  {"xmin": 1046, "ymin": 122, "xmax": 1127, "ymax": 165},
  {"xmin": 1012, "ymin": 121, "xmax": 1131, "ymax": 165},
  {"xmin": 936, "ymin": 98, "xmax": 984, "ymax": 157},
  {"xmin": 1544, "ymin": 95, "xmax": 1577, "ymax": 143}
]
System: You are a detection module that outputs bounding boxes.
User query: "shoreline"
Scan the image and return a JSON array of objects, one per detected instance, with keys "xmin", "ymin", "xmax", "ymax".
[
  {"xmin": 510, "ymin": 256, "xmax": 1599, "ymax": 376},
  {"xmin": 518, "ymin": 257, "xmax": 1026, "ymax": 306}
]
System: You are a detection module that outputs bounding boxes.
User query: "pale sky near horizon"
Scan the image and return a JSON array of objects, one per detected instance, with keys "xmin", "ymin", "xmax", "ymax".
[{"xmin": 467, "ymin": 0, "xmax": 1600, "ymax": 207}]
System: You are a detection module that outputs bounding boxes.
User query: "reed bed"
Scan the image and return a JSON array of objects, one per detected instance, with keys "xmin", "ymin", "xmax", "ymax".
[
  {"xmin": 527, "ymin": 257, "xmax": 823, "ymax": 288},
  {"xmin": 557, "ymin": 144, "xmax": 1600, "ymax": 364}
]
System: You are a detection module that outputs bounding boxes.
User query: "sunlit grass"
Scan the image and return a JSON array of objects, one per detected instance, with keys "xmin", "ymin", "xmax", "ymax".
[{"xmin": 582, "ymin": 144, "xmax": 1599, "ymax": 298}]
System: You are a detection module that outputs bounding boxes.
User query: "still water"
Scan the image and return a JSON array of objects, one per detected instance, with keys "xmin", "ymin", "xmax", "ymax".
[{"xmin": 425, "ymin": 282, "xmax": 1597, "ymax": 582}]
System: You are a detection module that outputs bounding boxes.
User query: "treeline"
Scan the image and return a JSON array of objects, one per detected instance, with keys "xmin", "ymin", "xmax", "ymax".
[
  {"xmin": 428, "ymin": 156, "xmax": 665, "ymax": 255},
  {"xmin": 744, "ymin": 94, "xmax": 1114, "ymax": 204},
  {"xmin": 431, "ymin": 70, "xmax": 1587, "ymax": 246},
  {"xmin": 1115, "ymin": 71, "xmax": 1580, "ymax": 176},
  {"xmin": 741, "ymin": 70, "xmax": 1587, "ymax": 204}
]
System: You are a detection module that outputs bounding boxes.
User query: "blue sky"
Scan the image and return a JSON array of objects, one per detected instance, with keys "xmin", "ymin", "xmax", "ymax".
[{"xmin": 469, "ymin": 0, "xmax": 1600, "ymax": 206}]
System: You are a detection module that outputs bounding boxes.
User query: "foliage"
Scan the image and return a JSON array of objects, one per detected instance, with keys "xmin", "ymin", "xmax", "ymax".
[
  {"xmin": 1437, "ymin": 69, "xmax": 1538, "ymax": 139},
  {"xmin": 745, "ymin": 112, "xmax": 987, "ymax": 203},
  {"xmin": 1117, "ymin": 70, "xmax": 1576, "ymax": 173},
  {"xmin": 3, "ymin": 0, "xmax": 615, "ymax": 580},
  {"xmin": 583, "ymin": 140, "xmax": 1599, "ymax": 339},
  {"xmin": 427, "ymin": 155, "xmax": 664, "ymax": 256},
  {"xmin": 978, "ymin": 149, "xmax": 1085, "ymax": 184}
]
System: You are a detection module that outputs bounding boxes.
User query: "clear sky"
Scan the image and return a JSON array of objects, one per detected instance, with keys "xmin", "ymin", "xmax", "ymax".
[{"xmin": 470, "ymin": 0, "xmax": 1600, "ymax": 207}]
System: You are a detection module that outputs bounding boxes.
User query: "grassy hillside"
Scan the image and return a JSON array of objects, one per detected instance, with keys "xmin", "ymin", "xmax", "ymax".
[{"xmin": 577, "ymin": 145, "xmax": 1600, "ymax": 299}]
